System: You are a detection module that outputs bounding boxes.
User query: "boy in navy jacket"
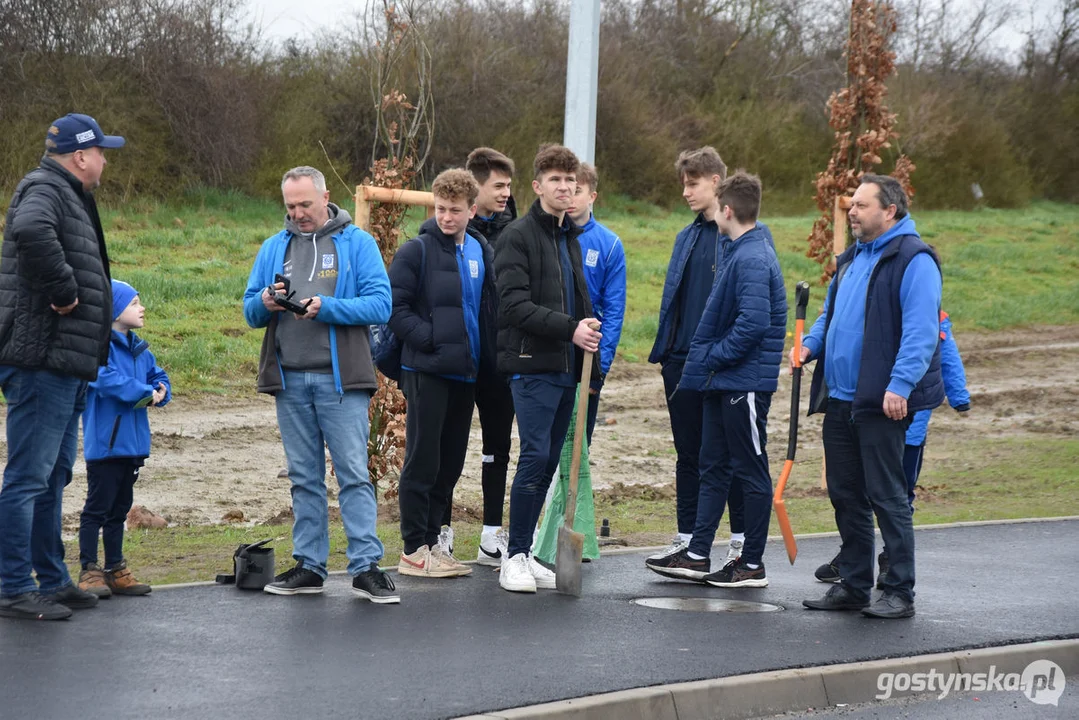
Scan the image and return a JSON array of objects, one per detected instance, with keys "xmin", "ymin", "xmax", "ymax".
[
  {"xmin": 646, "ymin": 172, "xmax": 786, "ymax": 587},
  {"xmin": 78, "ymin": 280, "xmax": 171, "ymax": 597},
  {"xmin": 388, "ymin": 169, "xmax": 496, "ymax": 579}
]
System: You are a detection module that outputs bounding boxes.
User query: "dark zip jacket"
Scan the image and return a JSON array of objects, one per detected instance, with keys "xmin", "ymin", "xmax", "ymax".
[
  {"xmin": 494, "ymin": 199, "xmax": 599, "ymax": 379},
  {"xmin": 388, "ymin": 219, "xmax": 498, "ymax": 379},
  {"xmin": 0, "ymin": 156, "xmax": 113, "ymax": 380}
]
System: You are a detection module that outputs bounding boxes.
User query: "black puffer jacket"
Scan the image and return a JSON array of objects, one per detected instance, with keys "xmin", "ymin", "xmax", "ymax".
[
  {"xmin": 494, "ymin": 199, "xmax": 598, "ymax": 378},
  {"xmin": 0, "ymin": 157, "xmax": 112, "ymax": 381},
  {"xmin": 467, "ymin": 195, "xmax": 517, "ymax": 248},
  {"xmin": 388, "ymin": 219, "xmax": 498, "ymax": 378}
]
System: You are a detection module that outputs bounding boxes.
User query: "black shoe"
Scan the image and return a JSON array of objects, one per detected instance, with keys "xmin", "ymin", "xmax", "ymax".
[
  {"xmin": 0, "ymin": 592, "xmax": 73, "ymax": 620},
  {"xmin": 876, "ymin": 551, "xmax": 890, "ymax": 590},
  {"xmin": 803, "ymin": 584, "xmax": 870, "ymax": 611},
  {"xmin": 704, "ymin": 558, "xmax": 768, "ymax": 588},
  {"xmin": 352, "ymin": 564, "xmax": 400, "ymax": 604},
  {"xmin": 263, "ymin": 562, "xmax": 324, "ymax": 595},
  {"xmin": 644, "ymin": 548, "xmax": 709, "ymax": 581},
  {"xmin": 814, "ymin": 552, "xmax": 841, "ymax": 583},
  {"xmin": 862, "ymin": 592, "xmax": 915, "ymax": 619},
  {"xmin": 49, "ymin": 583, "xmax": 99, "ymax": 609}
]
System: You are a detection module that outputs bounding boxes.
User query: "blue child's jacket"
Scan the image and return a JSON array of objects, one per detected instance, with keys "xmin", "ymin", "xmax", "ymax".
[{"xmin": 83, "ymin": 330, "xmax": 172, "ymax": 462}]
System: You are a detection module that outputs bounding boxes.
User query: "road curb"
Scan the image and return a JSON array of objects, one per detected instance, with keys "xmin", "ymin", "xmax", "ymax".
[{"xmin": 455, "ymin": 638, "xmax": 1079, "ymax": 720}]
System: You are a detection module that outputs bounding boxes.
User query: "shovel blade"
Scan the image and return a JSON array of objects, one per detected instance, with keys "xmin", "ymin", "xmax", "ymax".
[{"xmin": 555, "ymin": 525, "xmax": 584, "ymax": 596}]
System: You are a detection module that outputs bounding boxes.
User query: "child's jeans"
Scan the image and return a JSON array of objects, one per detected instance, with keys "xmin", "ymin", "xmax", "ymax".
[{"xmin": 79, "ymin": 459, "xmax": 142, "ymax": 569}]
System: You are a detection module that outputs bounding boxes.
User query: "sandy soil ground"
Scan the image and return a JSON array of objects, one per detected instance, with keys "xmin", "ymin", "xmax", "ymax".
[{"xmin": 3, "ymin": 326, "xmax": 1077, "ymax": 530}]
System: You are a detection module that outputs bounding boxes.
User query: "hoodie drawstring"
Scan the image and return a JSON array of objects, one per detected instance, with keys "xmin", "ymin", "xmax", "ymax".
[{"xmin": 308, "ymin": 231, "xmax": 319, "ymax": 282}]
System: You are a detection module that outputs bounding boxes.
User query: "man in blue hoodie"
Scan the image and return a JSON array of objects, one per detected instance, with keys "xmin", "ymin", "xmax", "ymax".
[
  {"xmin": 243, "ymin": 166, "xmax": 398, "ymax": 604},
  {"xmin": 798, "ymin": 175, "xmax": 943, "ymax": 620},
  {"xmin": 646, "ymin": 172, "xmax": 786, "ymax": 587}
]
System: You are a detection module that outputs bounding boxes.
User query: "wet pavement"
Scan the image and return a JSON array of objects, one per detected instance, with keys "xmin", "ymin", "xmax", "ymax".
[{"xmin": 1, "ymin": 520, "xmax": 1076, "ymax": 720}]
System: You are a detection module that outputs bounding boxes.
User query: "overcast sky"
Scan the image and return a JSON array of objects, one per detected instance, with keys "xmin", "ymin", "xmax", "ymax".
[{"xmin": 246, "ymin": 0, "xmax": 1063, "ymax": 60}]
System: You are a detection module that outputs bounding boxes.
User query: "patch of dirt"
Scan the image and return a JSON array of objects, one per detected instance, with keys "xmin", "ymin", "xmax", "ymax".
[{"xmin": 3, "ymin": 326, "xmax": 1075, "ymax": 530}]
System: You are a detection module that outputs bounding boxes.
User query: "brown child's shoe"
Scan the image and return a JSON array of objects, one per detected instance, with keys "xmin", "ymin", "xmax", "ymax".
[
  {"xmin": 78, "ymin": 564, "xmax": 112, "ymax": 599},
  {"xmin": 104, "ymin": 561, "xmax": 152, "ymax": 596}
]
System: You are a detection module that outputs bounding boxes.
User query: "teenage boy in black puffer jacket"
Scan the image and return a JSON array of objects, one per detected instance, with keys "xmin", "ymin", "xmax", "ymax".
[
  {"xmin": 389, "ymin": 169, "xmax": 497, "ymax": 580},
  {"xmin": 494, "ymin": 144, "xmax": 602, "ymax": 594}
]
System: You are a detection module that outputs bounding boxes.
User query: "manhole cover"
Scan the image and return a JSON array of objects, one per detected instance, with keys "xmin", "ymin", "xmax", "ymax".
[{"xmin": 633, "ymin": 597, "xmax": 784, "ymax": 613}]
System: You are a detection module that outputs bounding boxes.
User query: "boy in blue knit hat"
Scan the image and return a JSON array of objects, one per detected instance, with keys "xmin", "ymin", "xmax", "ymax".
[{"xmin": 78, "ymin": 280, "xmax": 171, "ymax": 597}]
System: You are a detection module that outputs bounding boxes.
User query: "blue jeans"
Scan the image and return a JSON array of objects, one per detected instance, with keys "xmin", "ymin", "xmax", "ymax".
[
  {"xmin": 276, "ymin": 371, "xmax": 383, "ymax": 578},
  {"xmin": 0, "ymin": 367, "xmax": 86, "ymax": 596},
  {"xmin": 507, "ymin": 377, "xmax": 576, "ymax": 557}
]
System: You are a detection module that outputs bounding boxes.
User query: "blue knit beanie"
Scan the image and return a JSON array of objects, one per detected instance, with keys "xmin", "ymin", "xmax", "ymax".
[{"xmin": 111, "ymin": 280, "xmax": 138, "ymax": 321}]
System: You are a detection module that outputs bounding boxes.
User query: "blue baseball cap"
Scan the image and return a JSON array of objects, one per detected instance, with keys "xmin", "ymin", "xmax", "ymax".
[{"xmin": 45, "ymin": 113, "xmax": 126, "ymax": 154}]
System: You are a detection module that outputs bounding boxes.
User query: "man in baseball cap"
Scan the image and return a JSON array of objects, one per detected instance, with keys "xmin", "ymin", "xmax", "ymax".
[
  {"xmin": 0, "ymin": 113, "xmax": 122, "ymax": 620},
  {"xmin": 45, "ymin": 113, "xmax": 126, "ymax": 154}
]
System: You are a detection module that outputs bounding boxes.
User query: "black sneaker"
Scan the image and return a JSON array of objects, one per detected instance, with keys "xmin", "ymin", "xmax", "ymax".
[
  {"xmin": 815, "ymin": 552, "xmax": 841, "ymax": 583},
  {"xmin": 704, "ymin": 558, "xmax": 768, "ymax": 588},
  {"xmin": 352, "ymin": 564, "xmax": 400, "ymax": 605},
  {"xmin": 49, "ymin": 583, "xmax": 99, "ymax": 609},
  {"xmin": 644, "ymin": 548, "xmax": 709, "ymax": 581},
  {"xmin": 263, "ymin": 562, "xmax": 324, "ymax": 596},
  {"xmin": 876, "ymin": 551, "xmax": 890, "ymax": 590},
  {"xmin": 0, "ymin": 592, "xmax": 73, "ymax": 621}
]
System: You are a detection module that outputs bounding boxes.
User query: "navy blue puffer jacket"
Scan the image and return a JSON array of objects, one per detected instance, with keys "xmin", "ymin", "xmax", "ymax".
[{"xmin": 679, "ymin": 225, "xmax": 787, "ymax": 393}]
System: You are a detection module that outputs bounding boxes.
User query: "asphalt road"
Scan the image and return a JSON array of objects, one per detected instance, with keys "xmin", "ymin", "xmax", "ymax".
[{"xmin": 1, "ymin": 520, "xmax": 1076, "ymax": 720}]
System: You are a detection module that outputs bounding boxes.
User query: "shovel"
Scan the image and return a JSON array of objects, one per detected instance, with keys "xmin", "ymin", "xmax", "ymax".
[
  {"xmin": 774, "ymin": 281, "xmax": 810, "ymax": 565},
  {"xmin": 556, "ymin": 324, "xmax": 599, "ymax": 596}
]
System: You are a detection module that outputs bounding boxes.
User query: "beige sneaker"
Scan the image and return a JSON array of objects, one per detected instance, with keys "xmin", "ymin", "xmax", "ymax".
[
  {"xmin": 398, "ymin": 546, "xmax": 433, "ymax": 577},
  {"xmin": 430, "ymin": 544, "xmax": 472, "ymax": 577}
]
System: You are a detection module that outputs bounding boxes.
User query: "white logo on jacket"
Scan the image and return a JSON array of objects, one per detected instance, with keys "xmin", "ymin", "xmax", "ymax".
[
  {"xmin": 469, "ymin": 259, "xmax": 480, "ymax": 278},
  {"xmin": 322, "ymin": 254, "xmax": 334, "ymax": 269},
  {"xmin": 585, "ymin": 248, "xmax": 600, "ymax": 267}
]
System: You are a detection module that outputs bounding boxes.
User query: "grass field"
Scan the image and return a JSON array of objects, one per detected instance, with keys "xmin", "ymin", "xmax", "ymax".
[{"xmin": 99, "ymin": 190, "xmax": 1079, "ymax": 392}]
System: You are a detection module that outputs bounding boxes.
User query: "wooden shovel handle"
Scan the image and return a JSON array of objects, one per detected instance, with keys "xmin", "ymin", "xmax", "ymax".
[{"xmin": 564, "ymin": 323, "xmax": 599, "ymax": 529}]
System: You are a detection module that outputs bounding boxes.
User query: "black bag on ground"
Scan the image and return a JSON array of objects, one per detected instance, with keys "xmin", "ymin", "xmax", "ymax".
[{"xmin": 214, "ymin": 539, "xmax": 275, "ymax": 590}]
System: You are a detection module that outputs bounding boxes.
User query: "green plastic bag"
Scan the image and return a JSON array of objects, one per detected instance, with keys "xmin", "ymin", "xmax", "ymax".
[{"xmin": 533, "ymin": 389, "xmax": 600, "ymax": 563}]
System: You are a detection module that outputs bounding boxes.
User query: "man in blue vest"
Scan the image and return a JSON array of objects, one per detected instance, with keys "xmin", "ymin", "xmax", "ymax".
[{"xmin": 797, "ymin": 175, "xmax": 943, "ymax": 619}]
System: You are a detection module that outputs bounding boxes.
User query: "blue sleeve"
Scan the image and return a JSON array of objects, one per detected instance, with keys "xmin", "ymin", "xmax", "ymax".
[
  {"xmin": 90, "ymin": 346, "xmax": 153, "ymax": 405},
  {"xmin": 597, "ymin": 237, "xmax": 626, "ymax": 376},
  {"xmin": 887, "ymin": 253, "xmax": 943, "ymax": 398},
  {"xmin": 939, "ymin": 316, "xmax": 971, "ymax": 408},
  {"xmin": 906, "ymin": 409, "xmax": 931, "ymax": 445},
  {"xmin": 316, "ymin": 228, "xmax": 392, "ymax": 326},
  {"xmin": 146, "ymin": 349, "xmax": 172, "ymax": 407},
  {"xmin": 243, "ymin": 238, "xmax": 277, "ymax": 329},
  {"xmin": 802, "ymin": 276, "xmax": 834, "ymax": 359},
  {"xmin": 706, "ymin": 258, "xmax": 771, "ymax": 368}
]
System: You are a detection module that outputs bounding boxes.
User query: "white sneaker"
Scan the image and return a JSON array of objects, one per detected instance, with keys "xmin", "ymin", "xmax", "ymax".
[
  {"xmin": 476, "ymin": 528, "xmax": 508, "ymax": 567},
  {"xmin": 499, "ymin": 553, "xmax": 537, "ymax": 593},
  {"xmin": 529, "ymin": 555, "xmax": 557, "ymax": 590},
  {"xmin": 725, "ymin": 539, "xmax": 744, "ymax": 564},
  {"xmin": 438, "ymin": 525, "xmax": 455, "ymax": 556},
  {"xmin": 647, "ymin": 537, "xmax": 689, "ymax": 562}
]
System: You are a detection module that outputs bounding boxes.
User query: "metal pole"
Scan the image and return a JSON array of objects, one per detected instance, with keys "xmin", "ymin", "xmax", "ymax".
[{"xmin": 564, "ymin": 0, "xmax": 600, "ymax": 164}]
